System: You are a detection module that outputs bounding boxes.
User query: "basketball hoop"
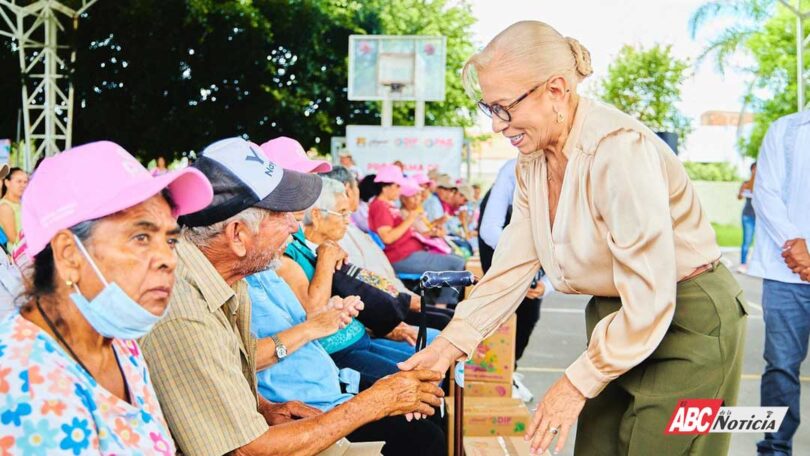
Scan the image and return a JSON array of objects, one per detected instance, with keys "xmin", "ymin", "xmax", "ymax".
[
  {"xmin": 347, "ymin": 35, "xmax": 446, "ymax": 127},
  {"xmin": 384, "ymin": 82, "xmax": 407, "ymax": 93},
  {"xmin": 348, "ymin": 35, "xmax": 446, "ymax": 102}
]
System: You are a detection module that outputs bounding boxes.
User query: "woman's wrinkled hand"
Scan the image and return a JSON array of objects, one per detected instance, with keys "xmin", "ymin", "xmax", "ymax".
[{"xmin": 526, "ymin": 375, "xmax": 586, "ymax": 455}]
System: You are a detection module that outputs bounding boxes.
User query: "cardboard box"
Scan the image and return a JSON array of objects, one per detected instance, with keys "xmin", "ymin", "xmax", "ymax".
[
  {"xmin": 318, "ymin": 439, "xmax": 384, "ymax": 456},
  {"xmin": 465, "ymin": 257, "xmax": 483, "ymax": 296},
  {"xmin": 447, "ymin": 397, "xmax": 532, "ymax": 437},
  {"xmin": 465, "ymin": 381, "xmax": 512, "ymax": 398},
  {"xmin": 464, "ymin": 436, "xmax": 548, "ymax": 456},
  {"xmin": 465, "ymin": 315, "xmax": 517, "ymax": 384}
]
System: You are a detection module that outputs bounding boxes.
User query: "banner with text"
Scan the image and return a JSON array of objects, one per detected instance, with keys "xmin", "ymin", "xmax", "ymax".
[{"xmin": 344, "ymin": 125, "xmax": 463, "ymax": 177}]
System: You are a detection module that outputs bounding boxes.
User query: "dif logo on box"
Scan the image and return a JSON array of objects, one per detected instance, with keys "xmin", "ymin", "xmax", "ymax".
[{"xmin": 665, "ymin": 399, "xmax": 788, "ymax": 435}]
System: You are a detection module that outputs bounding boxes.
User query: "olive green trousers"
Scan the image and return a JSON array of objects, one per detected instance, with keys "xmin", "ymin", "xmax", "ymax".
[{"xmin": 574, "ymin": 264, "xmax": 748, "ymax": 456}]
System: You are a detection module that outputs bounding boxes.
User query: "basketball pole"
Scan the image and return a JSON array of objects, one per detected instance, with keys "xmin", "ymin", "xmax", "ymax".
[
  {"xmin": 415, "ymin": 100, "xmax": 425, "ymax": 128},
  {"xmin": 382, "ymin": 98, "xmax": 393, "ymax": 127}
]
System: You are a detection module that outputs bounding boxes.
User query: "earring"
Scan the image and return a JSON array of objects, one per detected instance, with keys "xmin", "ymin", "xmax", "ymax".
[
  {"xmin": 553, "ymin": 106, "xmax": 565, "ymax": 124},
  {"xmin": 65, "ymin": 280, "xmax": 73, "ymax": 287}
]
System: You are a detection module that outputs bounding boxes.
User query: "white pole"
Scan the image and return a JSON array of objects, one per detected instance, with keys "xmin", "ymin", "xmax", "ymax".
[
  {"xmin": 382, "ymin": 99, "xmax": 393, "ymax": 127},
  {"xmin": 415, "ymin": 100, "xmax": 425, "ymax": 128}
]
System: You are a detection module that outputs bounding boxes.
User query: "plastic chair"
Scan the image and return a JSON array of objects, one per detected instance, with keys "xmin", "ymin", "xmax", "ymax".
[
  {"xmin": 397, "ymin": 272, "xmax": 423, "ymax": 281},
  {"xmin": 368, "ymin": 231, "xmax": 386, "ymax": 250}
]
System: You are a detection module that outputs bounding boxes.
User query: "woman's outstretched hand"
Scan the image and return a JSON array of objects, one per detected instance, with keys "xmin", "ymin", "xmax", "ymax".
[{"xmin": 526, "ymin": 374, "xmax": 586, "ymax": 455}]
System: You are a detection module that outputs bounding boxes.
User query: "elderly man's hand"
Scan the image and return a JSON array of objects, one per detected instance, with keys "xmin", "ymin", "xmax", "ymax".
[
  {"xmin": 361, "ymin": 370, "xmax": 444, "ymax": 419},
  {"xmin": 783, "ymin": 239, "xmax": 810, "ymax": 274},
  {"xmin": 259, "ymin": 400, "xmax": 322, "ymax": 426}
]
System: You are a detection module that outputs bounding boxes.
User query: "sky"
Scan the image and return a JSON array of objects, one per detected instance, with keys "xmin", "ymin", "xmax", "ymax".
[{"xmin": 467, "ymin": 0, "xmax": 751, "ymax": 121}]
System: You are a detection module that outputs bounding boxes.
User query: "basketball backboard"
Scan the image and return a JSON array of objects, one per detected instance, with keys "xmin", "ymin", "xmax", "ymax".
[{"xmin": 348, "ymin": 35, "xmax": 447, "ymax": 102}]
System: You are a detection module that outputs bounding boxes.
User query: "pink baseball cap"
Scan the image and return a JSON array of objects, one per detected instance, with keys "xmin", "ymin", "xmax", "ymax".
[
  {"xmin": 410, "ymin": 173, "xmax": 432, "ymax": 186},
  {"xmin": 374, "ymin": 164, "xmax": 409, "ymax": 186},
  {"xmin": 399, "ymin": 177, "xmax": 421, "ymax": 197},
  {"xmin": 259, "ymin": 136, "xmax": 332, "ymax": 174},
  {"xmin": 22, "ymin": 141, "xmax": 214, "ymax": 257},
  {"xmin": 376, "ymin": 165, "xmax": 420, "ymax": 197}
]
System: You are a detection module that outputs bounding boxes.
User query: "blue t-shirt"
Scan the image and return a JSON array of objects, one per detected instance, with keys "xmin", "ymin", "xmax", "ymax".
[{"xmin": 246, "ymin": 270, "xmax": 354, "ymax": 411}]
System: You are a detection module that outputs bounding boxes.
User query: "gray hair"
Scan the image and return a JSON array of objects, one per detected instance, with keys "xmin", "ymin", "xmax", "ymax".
[
  {"xmin": 183, "ymin": 207, "xmax": 268, "ymax": 248},
  {"xmin": 302, "ymin": 177, "xmax": 346, "ymax": 226},
  {"xmin": 321, "ymin": 166, "xmax": 357, "ymax": 187}
]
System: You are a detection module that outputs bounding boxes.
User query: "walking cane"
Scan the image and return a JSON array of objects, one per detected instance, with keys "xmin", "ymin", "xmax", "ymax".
[{"xmin": 416, "ymin": 271, "xmax": 476, "ymax": 456}]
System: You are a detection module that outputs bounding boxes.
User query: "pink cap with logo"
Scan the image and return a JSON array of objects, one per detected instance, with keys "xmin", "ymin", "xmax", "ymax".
[
  {"xmin": 22, "ymin": 141, "xmax": 214, "ymax": 257},
  {"xmin": 259, "ymin": 136, "xmax": 332, "ymax": 174}
]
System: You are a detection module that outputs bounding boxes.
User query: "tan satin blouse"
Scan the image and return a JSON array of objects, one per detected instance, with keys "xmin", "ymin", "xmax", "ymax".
[{"xmin": 441, "ymin": 97, "xmax": 721, "ymax": 398}]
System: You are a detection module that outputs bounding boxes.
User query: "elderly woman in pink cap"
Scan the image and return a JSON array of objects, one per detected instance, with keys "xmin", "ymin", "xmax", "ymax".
[{"xmin": 0, "ymin": 141, "xmax": 212, "ymax": 454}]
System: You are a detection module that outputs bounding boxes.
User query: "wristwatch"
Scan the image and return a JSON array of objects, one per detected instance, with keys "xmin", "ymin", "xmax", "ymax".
[{"xmin": 270, "ymin": 334, "xmax": 287, "ymax": 360}]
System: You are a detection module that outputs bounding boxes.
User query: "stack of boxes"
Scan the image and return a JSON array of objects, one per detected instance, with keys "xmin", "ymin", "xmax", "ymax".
[{"xmin": 445, "ymin": 264, "xmax": 536, "ymax": 456}]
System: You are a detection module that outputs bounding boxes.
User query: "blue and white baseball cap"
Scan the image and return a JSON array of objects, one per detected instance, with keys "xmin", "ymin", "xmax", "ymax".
[{"xmin": 178, "ymin": 137, "xmax": 323, "ymax": 228}]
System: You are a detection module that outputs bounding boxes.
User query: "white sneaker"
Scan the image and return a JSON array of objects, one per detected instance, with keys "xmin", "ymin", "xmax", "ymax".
[
  {"xmin": 512, "ymin": 376, "xmax": 534, "ymax": 403},
  {"xmin": 736, "ymin": 264, "xmax": 748, "ymax": 274}
]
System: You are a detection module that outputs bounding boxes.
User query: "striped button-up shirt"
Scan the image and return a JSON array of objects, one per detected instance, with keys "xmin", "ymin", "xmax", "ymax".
[{"xmin": 140, "ymin": 240, "xmax": 267, "ymax": 456}]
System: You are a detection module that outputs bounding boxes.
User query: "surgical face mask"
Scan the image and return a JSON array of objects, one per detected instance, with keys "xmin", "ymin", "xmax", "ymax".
[{"xmin": 70, "ymin": 235, "xmax": 165, "ymax": 339}]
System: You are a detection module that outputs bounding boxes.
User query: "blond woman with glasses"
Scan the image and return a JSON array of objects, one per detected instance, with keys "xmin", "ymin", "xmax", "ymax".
[{"xmin": 400, "ymin": 20, "xmax": 748, "ymax": 456}]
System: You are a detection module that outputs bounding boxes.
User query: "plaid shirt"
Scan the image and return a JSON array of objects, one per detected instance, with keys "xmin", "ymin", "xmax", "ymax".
[{"xmin": 140, "ymin": 240, "xmax": 267, "ymax": 456}]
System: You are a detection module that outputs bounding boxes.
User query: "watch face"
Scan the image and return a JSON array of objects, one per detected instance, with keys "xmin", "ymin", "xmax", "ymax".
[{"xmin": 277, "ymin": 346, "xmax": 287, "ymax": 358}]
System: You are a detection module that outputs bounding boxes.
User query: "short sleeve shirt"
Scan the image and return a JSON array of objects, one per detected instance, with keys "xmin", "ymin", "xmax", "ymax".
[
  {"xmin": 367, "ymin": 198, "xmax": 423, "ymax": 264},
  {"xmin": 139, "ymin": 240, "xmax": 268, "ymax": 456},
  {"xmin": 246, "ymin": 270, "xmax": 354, "ymax": 411},
  {"xmin": 0, "ymin": 313, "xmax": 175, "ymax": 455}
]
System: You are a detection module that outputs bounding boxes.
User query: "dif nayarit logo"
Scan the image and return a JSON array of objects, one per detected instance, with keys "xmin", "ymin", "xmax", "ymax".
[{"xmin": 665, "ymin": 399, "xmax": 788, "ymax": 434}]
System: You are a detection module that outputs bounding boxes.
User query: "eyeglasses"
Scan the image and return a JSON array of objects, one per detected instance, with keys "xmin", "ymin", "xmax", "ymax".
[
  {"xmin": 320, "ymin": 209, "xmax": 351, "ymax": 221},
  {"xmin": 477, "ymin": 83, "xmax": 543, "ymax": 122}
]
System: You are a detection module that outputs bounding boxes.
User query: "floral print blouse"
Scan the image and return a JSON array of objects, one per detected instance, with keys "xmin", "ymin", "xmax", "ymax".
[{"xmin": 0, "ymin": 313, "xmax": 176, "ymax": 455}]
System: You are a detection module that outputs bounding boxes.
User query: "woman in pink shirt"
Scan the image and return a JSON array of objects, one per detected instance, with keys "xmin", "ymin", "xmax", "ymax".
[{"xmin": 367, "ymin": 165, "xmax": 465, "ymax": 305}]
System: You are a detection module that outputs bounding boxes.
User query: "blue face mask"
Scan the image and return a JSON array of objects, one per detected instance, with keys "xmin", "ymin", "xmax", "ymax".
[{"xmin": 70, "ymin": 235, "xmax": 165, "ymax": 340}]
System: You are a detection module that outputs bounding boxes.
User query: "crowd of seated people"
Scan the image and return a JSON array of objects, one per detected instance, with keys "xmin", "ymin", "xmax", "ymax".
[{"xmin": 0, "ymin": 134, "xmax": 482, "ymax": 455}]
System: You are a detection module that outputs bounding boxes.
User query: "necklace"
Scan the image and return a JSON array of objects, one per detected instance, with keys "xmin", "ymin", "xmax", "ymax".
[
  {"xmin": 36, "ymin": 297, "xmax": 93, "ymax": 375},
  {"xmin": 35, "ymin": 297, "xmax": 132, "ymax": 403}
]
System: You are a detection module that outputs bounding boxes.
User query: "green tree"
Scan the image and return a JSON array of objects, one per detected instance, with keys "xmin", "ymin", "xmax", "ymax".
[
  {"xmin": 598, "ymin": 44, "xmax": 692, "ymax": 143},
  {"xmin": 689, "ymin": 0, "xmax": 809, "ymax": 157},
  {"xmin": 0, "ymin": 0, "xmax": 477, "ymax": 162}
]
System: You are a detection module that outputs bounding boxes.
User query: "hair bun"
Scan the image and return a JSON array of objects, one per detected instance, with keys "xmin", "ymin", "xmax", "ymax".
[{"xmin": 566, "ymin": 37, "xmax": 593, "ymax": 79}]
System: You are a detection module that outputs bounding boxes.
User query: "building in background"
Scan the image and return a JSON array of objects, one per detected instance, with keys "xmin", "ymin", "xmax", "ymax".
[{"xmin": 680, "ymin": 110, "xmax": 756, "ymax": 176}]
